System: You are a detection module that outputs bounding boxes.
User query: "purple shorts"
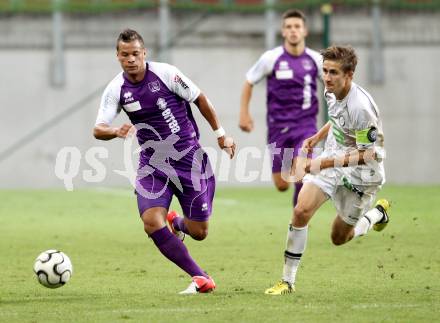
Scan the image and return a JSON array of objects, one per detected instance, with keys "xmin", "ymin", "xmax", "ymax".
[
  {"xmin": 135, "ymin": 145, "xmax": 215, "ymax": 222},
  {"xmin": 268, "ymin": 125, "xmax": 317, "ymax": 173}
]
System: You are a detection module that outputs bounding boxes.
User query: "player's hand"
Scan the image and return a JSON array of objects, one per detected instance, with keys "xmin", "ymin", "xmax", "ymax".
[
  {"xmin": 301, "ymin": 135, "xmax": 319, "ymax": 153},
  {"xmin": 116, "ymin": 123, "xmax": 135, "ymax": 138},
  {"xmin": 218, "ymin": 136, "xmax": 236, "ymax": 159},
  {"xmin": 239, "ymin": 113, "xmax": 254, "ymax": 132}
]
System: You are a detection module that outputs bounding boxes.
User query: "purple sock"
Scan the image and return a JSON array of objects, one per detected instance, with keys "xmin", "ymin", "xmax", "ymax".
[
  {"xmin": 173, "ymin": 217, "xmax": 189, "ymax": 234},
  {"xmin": 150, "ymin": 226, "xmax": 207, "ymax": 278},
  {"xmin": 293, "ymin": 182, "xmax": 303, "ymax": 206}
]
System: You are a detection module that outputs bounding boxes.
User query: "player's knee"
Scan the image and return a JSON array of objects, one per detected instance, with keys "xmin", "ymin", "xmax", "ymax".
[
  {"xmin": 191, "ymin": 228, "xmax": 208, "ymax": 241},
  {"xmin": 143, "ymin": 223, "xmax": 160, "ymax": 235},
  {"xmin": 294, "ymin": 205, "xmax": 311, "ymax": 223},
  {"xmin": 275, "ymin": 182, "xmax": 289, "ymax": 192},
  {"xmin": 273, "ymin": 174, "xmax": 289, "ymax": 192},
  {"xmin": 141, "ymin": 216, "xmax": 163, "ymax": 235},
  {"xmin": 331, "ymin": 232, "xmax": 347, "ymax": 246}
]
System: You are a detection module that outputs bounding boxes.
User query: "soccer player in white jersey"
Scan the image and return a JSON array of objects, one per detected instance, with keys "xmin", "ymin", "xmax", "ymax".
[
  {"xmin": 265, "ymin": 45, "xmax": 390, "ymax": 295},
  {"xmin": 240, "ymin": 9, "xmax": 322, "ymax": 206}
]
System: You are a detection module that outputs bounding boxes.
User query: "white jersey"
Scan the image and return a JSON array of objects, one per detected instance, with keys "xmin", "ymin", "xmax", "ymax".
[{"xmin": 323, "ymin": 82, "xmax": 385, "ymax": 186}]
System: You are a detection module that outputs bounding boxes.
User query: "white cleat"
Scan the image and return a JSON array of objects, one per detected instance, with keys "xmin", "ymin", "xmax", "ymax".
[
  {"xmin": 179, "ymin": 281, "xmax": 198, "ymax": 295},
  {"xmin": 179, "ymin": 276, "xmax": 216, "ymax": 295}
]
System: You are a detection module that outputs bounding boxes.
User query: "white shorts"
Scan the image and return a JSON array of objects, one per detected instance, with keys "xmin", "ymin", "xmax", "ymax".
[{"xmin": 303, "ymin": 168, "xmax": 381, "ymax": 226}]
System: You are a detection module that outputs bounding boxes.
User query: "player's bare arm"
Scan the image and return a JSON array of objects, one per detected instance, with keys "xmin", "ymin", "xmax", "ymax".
[
  {"xmin": 194, "ymin": 93, "xmax": 236, "ymax": 158},
  {"xmin": 93, "ymin": 123, "xmax": 133, "ymax": 140},
  {"xmin": 305, "ymin": 147, "xmax": 377, "ymax": 174},
  {"xmin": 239, "ymin": 81, "xmax": 254, "ymax": 132},
  {"xmin": 301, "ymin": 121, "xmax": 331, "ymax": 152}
]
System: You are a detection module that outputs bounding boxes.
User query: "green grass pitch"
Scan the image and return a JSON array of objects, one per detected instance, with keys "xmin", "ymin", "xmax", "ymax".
[{"xmin": 0, "ymin": 186, "xmax": 439, "ymax": 322}]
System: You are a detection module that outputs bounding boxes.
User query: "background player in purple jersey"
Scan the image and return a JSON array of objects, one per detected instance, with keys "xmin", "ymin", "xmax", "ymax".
[
  {"xmin": 93, "ymin": 29, "xmax": 236, "ymax": 294},
  {"xmin": 239, "ymin": 9, "xmax": 322, "ymax": 205}
]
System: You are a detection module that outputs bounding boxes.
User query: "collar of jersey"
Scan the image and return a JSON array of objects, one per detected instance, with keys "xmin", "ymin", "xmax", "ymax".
[
  {"xmin": 336, "ymin": 82, "xmax": 355, "ymax": 104},
  {"xmin": 122, "ymin": 62, "xmax": 149, "ymax": 87},
  {"xmin": 282, "ymin": 46, "xmax": 306, "ymax": 59}
]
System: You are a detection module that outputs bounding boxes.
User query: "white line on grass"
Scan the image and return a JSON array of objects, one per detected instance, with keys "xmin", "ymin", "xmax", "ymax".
[
  {"xmin": 352, "ymin": 303, "xmax": 421, "ymax": 309},
  {"xmin": 105, "ymin": 303, "xmax": 424, "ymax": 314},
  {"xmin": 0, "ymin": 303, "xmax": 425, "ymax": 319}
]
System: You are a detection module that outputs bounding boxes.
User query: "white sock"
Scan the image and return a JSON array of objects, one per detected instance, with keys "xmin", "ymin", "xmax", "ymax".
[
  {"xmin": 282, "ymin": 224, "xmax": 308, "ymax": 285},
  {"xmin": 353, "ymin": 217, "xmax": 370, "ymax": 237},
  {"xmin": 353, "ymin": 207, "xmax": 384, "ymax": 238}
]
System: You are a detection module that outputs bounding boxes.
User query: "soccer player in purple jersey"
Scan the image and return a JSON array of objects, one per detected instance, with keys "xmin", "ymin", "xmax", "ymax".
[
  {"xmin": 239, "ymin": 9, "xmax": 322, "ymax": 205},
  {"xmin": 93, "ymin": 29, "xmax": 236, "ymax": 294}
]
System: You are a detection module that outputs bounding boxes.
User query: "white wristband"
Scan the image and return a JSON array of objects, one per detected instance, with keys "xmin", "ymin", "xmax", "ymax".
[{"xmin": 214, "ymin": 127, "xmax": 225, "ymax": 138}]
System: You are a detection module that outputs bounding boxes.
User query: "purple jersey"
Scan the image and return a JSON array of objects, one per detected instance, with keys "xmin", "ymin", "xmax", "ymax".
[
  {"xmin": 96, "ymin": 62, "xmax": 215, "ymax": 219},
  {"xmin": 96, "ymin": 61, "xmax": 201, "ymax": 157},
  {"xmin": 246, "ymin": 46, "xmax": 322, "ymax": 129}
]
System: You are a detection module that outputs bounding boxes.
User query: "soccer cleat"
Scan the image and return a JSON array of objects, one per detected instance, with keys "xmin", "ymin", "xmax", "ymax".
[
  {"xmin": 373, "ymin": 199, "xmax": 391, "ymax": 232},
  {"xmin": 264, "ymin": 280, "xmax": 294, "ymax": 295},
  {"xmin": 179, "ymin": 276, "xmax": 216, "ymax": 295},
  {"xmin": 166, "ymin": 210, "xmax": 185, "ymax": 241}
]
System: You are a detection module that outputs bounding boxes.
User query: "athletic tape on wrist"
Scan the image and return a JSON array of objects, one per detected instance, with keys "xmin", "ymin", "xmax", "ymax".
[{"xmin": 214, "ymin": 127, "xmax": 225, "ymax": 138}]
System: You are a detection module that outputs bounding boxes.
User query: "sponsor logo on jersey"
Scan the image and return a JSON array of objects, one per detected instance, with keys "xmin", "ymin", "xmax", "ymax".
[
  {"xmin": 201, "ymin": 203, "xmax": 208, "ymax": 211},
  {"xmin": 148, "ymin": 80, "xmax": 161, "ymax": 92},
  {"xmin": 338, "ymin": 115, "xmax": 345, "ymax": 127},
  {"xmin": 162, "ymin": 108, "xmax": 180, "ymax": 134},
  {"xmin": 279, "ymin": 61, "xmax": 290, "ymax": 70},
  {"xmin": 275, "ymin": 70, "xmax": 293, "ymax": 80},
  {"xmin": 123, "ymin": 91, "xmax": 134, "ymax": 103},
  {"xmin": 123, "ymin": 101, "xmax": 141, "ymax": 112},
  {"xmin": 302, "ymin": 58, "xmax": 313, "ymax": 71},
  {"xmin": 157, "ymin": 98, "xmax": 180, "ymax": 133},
  {"xmin": 174, "ymin": 75, "xmax": 189, "ymax": 90},
  {"xmin": 276, "ymin": 61, "xmax": 293, "ymax": 79},
  {"xmin": 156, "ymin": 97, "xmax": 167, "ymax": 110}
]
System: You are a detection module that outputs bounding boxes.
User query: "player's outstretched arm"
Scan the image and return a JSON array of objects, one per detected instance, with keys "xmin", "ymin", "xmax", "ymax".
[
  {"xmin": 194, "ymin": 93, "xmax": 236, "ymax": 159},
  {"xmin": 239, "ymin": 81, "xmax": 254, "ymax": 132},
  {"xmin": 302, "ymin": 121, "xmax": 331, "ymax": 152},
  {"xmin": 293, "ymin": 148, "xmax": 376, "ymax": 183},
  {"xmin": 306, "ymin": 148, "xmax": 377, "ymax": 174},
  {"xmin": 93, "ymin": 123, "xmax": 133, "ymax": 141}
]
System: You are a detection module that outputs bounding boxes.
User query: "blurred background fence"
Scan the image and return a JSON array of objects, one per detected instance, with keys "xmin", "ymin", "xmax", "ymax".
[
  {"xmin": 1, "ymin": 0, "xmax": 439, "ymax": 188},
  {"xmin": 1, "ymin": 0, "xmax": 440, "ymax": 12}
]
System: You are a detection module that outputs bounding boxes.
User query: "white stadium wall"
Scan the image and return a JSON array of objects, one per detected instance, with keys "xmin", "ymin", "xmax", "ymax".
[{"xmin": 0, "ymin": 11, "xmax": 439, "ymax": 188}]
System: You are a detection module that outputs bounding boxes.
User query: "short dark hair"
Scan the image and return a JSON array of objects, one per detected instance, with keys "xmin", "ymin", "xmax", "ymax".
[
  {"xmin": 116, "ymin": 29, "xmax": 144, "ymax": 50},
  {"xmin": 282, "ymin": 9, "xmax": 306, "ymax": 24},
  {"xmin": 321, "ymin": 45, "xmax": 358, "ymax": 73}
]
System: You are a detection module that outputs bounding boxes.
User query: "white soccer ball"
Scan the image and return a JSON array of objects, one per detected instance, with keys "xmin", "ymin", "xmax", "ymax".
[{"xmin": 33, "ymin": 250, "xmax": 73, "ymax": 289}]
